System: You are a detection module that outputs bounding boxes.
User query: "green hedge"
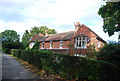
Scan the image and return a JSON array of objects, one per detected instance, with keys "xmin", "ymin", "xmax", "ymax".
[
  {"xmin": 11, "ymin": 49, "xmax": 120, "ymax": 81},
  {"xmin": 11, "ymin": 49, "xmax": 20, "ymax": 57}
]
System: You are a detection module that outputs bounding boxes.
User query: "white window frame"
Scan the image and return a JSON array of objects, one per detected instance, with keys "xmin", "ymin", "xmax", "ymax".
[
  {"xmin": 75, "ymin": 37, "xmax": 87, "ymax": 48},
  {"xmin": 98, "ymin": 41, "xmax": 100, "ymax": 48},
  {"xmin": 60, "ymin": 41, "xmax": 63, "ymax": 48},
  {"xmin": 50, "ymin": 41, "xmax": 53, "ymax": 49},
  {"xmin": 42, "ymin": 42, "xmax": 44, "ymax": 49}
]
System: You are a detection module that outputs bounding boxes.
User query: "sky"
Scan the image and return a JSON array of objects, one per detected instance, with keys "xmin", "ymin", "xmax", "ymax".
[{"xmin": 0, "ymin": 0, "xmax": 118, "ymax": 42}]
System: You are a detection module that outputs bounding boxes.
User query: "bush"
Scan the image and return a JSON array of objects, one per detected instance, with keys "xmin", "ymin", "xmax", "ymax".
[
  {"xmin": 11, "ymin": 49, "xmax": 20, "ymax": 57},
  {"xmin": 97, "ymin": 42, "xmax": 120, "ymax": 67},
  {"xmin": 2, "ymin": 42, "xmax": 23, "ymax": 54},
  {"xmin": 11, "ymin": 49, "xmax": 120, "ymax": 81}
]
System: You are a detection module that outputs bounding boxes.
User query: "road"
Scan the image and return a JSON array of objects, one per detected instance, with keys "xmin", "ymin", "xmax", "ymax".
[{"xmin": 1, "ymin": 52, "xmax": 42, "ymax": 80}]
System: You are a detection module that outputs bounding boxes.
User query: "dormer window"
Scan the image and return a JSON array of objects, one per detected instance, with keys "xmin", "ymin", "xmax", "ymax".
[
  {"xmin": 60, "ymin": 41, "xmax": 63, "ymax": 48},
  {"xmin": 50, "ymin": 41, "xmax": 53, "ymax": 49}
]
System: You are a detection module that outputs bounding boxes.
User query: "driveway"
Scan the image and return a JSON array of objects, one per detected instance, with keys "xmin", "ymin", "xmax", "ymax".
[{"xmin": 1, "ymin": 52, "xmax": 42, "ymax": 80}]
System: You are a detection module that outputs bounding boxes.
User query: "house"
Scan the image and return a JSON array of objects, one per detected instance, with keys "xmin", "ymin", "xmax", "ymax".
[{"xmin": 29, "ymin": 22, "xmax": 106, "ymax": 56}]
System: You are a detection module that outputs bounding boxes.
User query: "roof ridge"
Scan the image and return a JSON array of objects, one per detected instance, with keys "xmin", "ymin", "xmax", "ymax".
[{"xmin": 47, "ymin": 31, "xmax": 74, "ymax": 36}]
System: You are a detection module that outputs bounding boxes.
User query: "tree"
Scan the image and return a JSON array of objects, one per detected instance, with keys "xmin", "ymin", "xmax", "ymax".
[
  {"xmin": 30, "ymin": 26, "xmax": 41, "ymax": 35},
  {"xmin": 30, "ymin": 26, "xmax": 57, "ymax": 35},
  {"xmin": 39, "ymin": 26, "xmax": 49, "ymax": 35},
  {"xmin": 98, "ymin": 2, "xmax": 120, "ymax": 36},
  {"xmin": 31, "ymin": 40, "xmax": 39, "ymax": 50},
  {"xmin": 1, "ymin": 30, "xmax": 20, "ymax": 42},
  {"xmin": 48, "ymin": 29, "xmax": 57, "ymax": 34},
  {"xmin": 21, "ymin": 30, "xmax": 31, "ymax": 49},
  {"xmin": 97, "ymin": 41, "xmax": 120, "ymax": 67}
]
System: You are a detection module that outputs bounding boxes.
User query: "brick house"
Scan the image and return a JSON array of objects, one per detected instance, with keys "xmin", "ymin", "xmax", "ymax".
[{"xmin": 29, "ymin": 22, "xmax": 106, "ymax": 56}]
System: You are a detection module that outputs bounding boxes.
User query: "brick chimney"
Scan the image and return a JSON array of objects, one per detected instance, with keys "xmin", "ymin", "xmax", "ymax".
[
  {"xmin": 74, "ymin": 21, "xmax": 81, "ymax": 32},
  {"xmin": 39, "ymin": 33, "xmax": 44, "ymax": 37},
  {"xmin": 45, "ymin": 30, "xmax": 49, "ymax": 36}
]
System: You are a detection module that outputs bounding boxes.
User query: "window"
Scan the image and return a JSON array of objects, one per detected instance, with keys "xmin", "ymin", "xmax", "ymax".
[
  {"xmin": 42, "ymin": 42, "xmax": 44, "ymax": 48},
  {"xmin": 98, "ymin": 41, "xmax": 100, "ymax": 48},
  {"xmin": 50, "ymin": 41, "xmax": 52, "ymax": 49},
  {"xmin": 75, "ymin": 37, "xmax": 87, "ymax": 48},
  {"xmin": 60, "ymin": 41, "xmax": 63, "ymax": 48}
]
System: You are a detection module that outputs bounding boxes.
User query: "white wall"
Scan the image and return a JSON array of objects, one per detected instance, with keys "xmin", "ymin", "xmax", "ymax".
[{"xmin": 29, "ymin": 42, "xmax": 35, "ymax": 49}]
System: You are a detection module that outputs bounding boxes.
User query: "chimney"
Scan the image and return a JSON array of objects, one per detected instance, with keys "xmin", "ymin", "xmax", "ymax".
[
  {"xmin": 45, "ymin": 30, "xmax": 49, "ymax": 36},
  {"xmin": 74, "ymin": 21, "xmax": 81, "ymax": 32},
  {"xmin": 39, "ymin": 33, "xmax": 44, "ymax": 37}
]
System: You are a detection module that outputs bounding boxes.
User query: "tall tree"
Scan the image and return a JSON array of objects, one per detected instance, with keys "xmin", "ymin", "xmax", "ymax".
[
  {"xmin": 22, "ymin": 30, "xmax": 31, "ymax": 42},
  {"xmin": 39, "ymin": 26, "xmax": 49, "ymax": 35},
  {"xmin": 98, "ymin": 2, "xmax": 120, "ymax": 36},
  {"xmin": 1, "ymin": 30, "xmax": 20, "ymax": 42},
  {"xmin": 30, "ymin": 26, "xmax": 41, "ymax": 35},
  {"xmin": 30, "ymin": 26, "xmax": 57, "ymax": 36}
]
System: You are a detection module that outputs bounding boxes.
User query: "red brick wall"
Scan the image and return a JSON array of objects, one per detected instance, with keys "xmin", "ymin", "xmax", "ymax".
[
  {"xmin": 63, "ymin": 40, "xmax": 70, "ymax": 48},
  {"xmin": 40, "ymin": 40, "xmax": 71, "ymax": 49},
  {"xmin": 74, "ymin": 24, "xmax": 105, "ymax": 51},
  {"xmin": 74, "ymin": 24, "xmax": 96, "ymax": 38},
  {"xmin": 53, "ymin": 41, "xmax": 60, "ymax": 48},
  {"xmin": 44, "ymin": 42, "xmax": 50, "ymax": 48}
]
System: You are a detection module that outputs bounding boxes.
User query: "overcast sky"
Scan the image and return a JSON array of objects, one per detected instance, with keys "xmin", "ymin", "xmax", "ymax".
[{"xmin": 0, "ymin": 0, "xmax": 118, "ymax": 42}]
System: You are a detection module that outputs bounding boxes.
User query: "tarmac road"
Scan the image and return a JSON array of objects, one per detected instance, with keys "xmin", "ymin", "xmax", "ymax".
[{"xmin": 1, "ymin": 52, "xmax": 42, "ymax": 80}]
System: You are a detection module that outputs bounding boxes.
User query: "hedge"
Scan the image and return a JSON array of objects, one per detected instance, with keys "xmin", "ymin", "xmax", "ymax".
[{"xmin": 11, "ymin": 49, "xmax": 120, "ymax": 81}]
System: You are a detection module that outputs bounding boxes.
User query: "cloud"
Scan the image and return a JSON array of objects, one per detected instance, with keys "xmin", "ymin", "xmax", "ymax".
[{"xmin": 0, "ymin": 0, "xmax": 118, "ymax": 42}]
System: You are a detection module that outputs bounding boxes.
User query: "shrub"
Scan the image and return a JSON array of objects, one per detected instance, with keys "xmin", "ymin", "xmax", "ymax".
[{"xmin": 12, "ymin": 49, "xmax": 120, "ymax": 81}]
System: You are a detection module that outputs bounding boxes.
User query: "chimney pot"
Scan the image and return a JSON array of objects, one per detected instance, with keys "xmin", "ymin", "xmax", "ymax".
[{"xmin": 74, "ymin": 21, "xmax": 81, "ymax": 32}]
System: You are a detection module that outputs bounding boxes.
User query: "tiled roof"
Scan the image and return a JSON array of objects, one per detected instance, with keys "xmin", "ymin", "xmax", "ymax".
[
  {"xmin": 30, "ymin": 34, "xmax": 43, "ymax": 42},
  {"xmin": 30, "ymin": 31, "xmax": 74, "ymax": 42}
]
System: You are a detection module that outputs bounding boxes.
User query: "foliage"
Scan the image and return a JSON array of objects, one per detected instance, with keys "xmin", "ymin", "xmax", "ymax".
[
  {"xmin": 30, "ymin": 26, "xmax": 57, "ymax": 35},
  {"xmin": 98, "ymin": 2, "xmax": 120, "ymax": 36},
  {"xmin": 97, "ymin": 41, "xmax": 120, "ymax": 67},
  {"xmin": 1, "ymin": 30, "xmax": 20, "ymax": 42},
  {"xmin": 21, "ymin": 30, "xmax": 31, "ymax": 49},
  {"xmin": 2, "ymin": 42, "xmax": 23, "ymax": 54},
  {"xmin": 31, "ymin": 40, "xmax": 40, "ymax": 50},
  {"xmin": 86, "ymin": 44, "xmax": 97, "ymax": 59},
  {"xmin": 11, "ymin": 49, "xmax": 20, "ymax": 57},
  {"xmin": 12, "ymin": 49, "xmax": 120, "ymax": 81}
]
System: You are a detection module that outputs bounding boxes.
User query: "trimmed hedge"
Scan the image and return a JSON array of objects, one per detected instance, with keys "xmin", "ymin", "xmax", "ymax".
[{"xmin": 11, "ymin": 49, "xmax": 120, "ymax": 81}]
